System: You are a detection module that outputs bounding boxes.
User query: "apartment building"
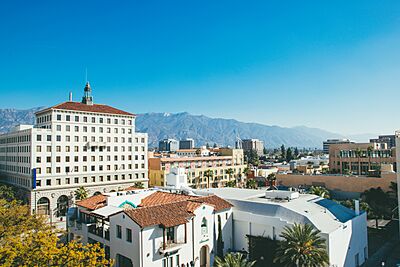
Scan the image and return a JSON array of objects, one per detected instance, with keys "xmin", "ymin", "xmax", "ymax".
[
  {"xmin": 322, "ymin": 139, "xmax": 353, "ymax": 154},
  {"xmin": 240, "ymin": 139, "xmax": 264, "ymax": 156},
  {"xmin": 68, "ymin": 188, "xmax": 233, "ymax": 267},
  {"xmin": 0, "ymin": 82, "xmax": 148, "ymax": 225},
  {"xmin": 329, "ymin": 142, "xmax": 396, "ymax": 176},
  {"xmin": 148, "ymin": 148, "xmax": 246, "ymax": 188}
]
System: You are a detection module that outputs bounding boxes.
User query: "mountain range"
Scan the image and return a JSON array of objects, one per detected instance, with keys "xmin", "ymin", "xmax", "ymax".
[{"xmin": 0, "ymin": 107, "xmax": 363, "ymax": 148}]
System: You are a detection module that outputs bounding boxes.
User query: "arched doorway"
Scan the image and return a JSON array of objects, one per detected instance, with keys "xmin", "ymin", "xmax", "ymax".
[
  {"xmin": 116, "ymin": 254, "xmax": 133, "ymax": 267},
  {"xmin": 56, "ymin": 195, "xmax": 69, "ymax": 217},
  {"xmin": 200, "ymin": 245, "xmax": 209, "ymax": 267},
  {"xmin": 93, "ymin": 191, "xmax": 102, "ymax": 196},
  {"xmin": 37, "ymin": 197, "xmax": 50, "ymax": 215}
]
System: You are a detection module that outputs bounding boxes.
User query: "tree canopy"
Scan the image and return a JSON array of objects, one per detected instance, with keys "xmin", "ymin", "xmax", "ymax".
[{"xmin": 0, "ymin": 195, "xmax": 113, "ymax": 266}]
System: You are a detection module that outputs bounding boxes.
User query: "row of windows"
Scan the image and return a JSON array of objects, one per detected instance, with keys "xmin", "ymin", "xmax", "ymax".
[
  {"xmin": 36, "ymin": 145, "xmax": 145, "ymax": 153},
  {"xmin": 2, "ymin": 174, "xmax": 30, "ymax": 188},
  {"xmin": 55, "ymin": 125, "xmax": 133, "ymax": 134},
  {"xmin": 0, "ymin": 165, "xmax": 31, "ymax": 174},
  {"xmin": 38, "ymin": 134, "xmax": 139, "ymax": 144},
  {"xmin": 36, "ymin": 172, "xmax": 145, "ymax": 187},
  {"xmin": 0, "ymin": 135, "xmax": 31, "ymax": 144},
  {"xmin": 116, "ymin": 225, "xmax": 132, "ymax": 242},
  {"xmin": 0, "ymin": 145, "xmax": 31, "ymax": 153},
  {"xmin": 36, "ymin": 154, "xmax": 144, "ymax": 163},
  {"xmin": 0, "ymin": 156, "xmax": 31, "ymax": 164},
  {"xmin": 55, "ymin": 114, "xmax": 132, "ymax": 125},
  {"xmin": 36, "ymin": 163, "xmax": 146, "ymax": 174}
]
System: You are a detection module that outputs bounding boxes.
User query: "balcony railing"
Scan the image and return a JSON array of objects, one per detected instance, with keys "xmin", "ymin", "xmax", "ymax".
[
  {"xmin": 88, "ymin": 225, "xmax": 104, "ymax": 238},
  {"xmin": 159, "ymin": 241, "xmax": 185, "ymax": 253}
]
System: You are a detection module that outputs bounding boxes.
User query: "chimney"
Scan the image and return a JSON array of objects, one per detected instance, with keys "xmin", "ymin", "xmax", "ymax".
[
  {"xmin": 69, "ymin": 92, "xmax": 73, "ymax": 102},
  {"xmin": 354, "ymin": 200, "xmax": 360, "ymax": 216}
]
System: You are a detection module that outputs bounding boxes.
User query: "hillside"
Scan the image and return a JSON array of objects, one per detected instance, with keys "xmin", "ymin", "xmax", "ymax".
[{"xmin": 0, "ymin": 108, "xmax": 344, "ymax": 148}]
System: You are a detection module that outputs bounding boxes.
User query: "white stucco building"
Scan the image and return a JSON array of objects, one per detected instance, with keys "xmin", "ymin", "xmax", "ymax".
[
  {"xmin": 68, "ymin": 188, "xmax": 233, "ymax": 267},
  {"xmin": 0, "ymin": 82, "xmax": 148, "ymax": 226},
  {"xmin": 196, "ymin": 188, "xmax": 368, "ymax": 267}
]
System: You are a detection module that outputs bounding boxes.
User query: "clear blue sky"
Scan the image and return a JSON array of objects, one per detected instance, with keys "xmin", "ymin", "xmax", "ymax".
[{"xmin": 1, "ymin": 1, "xmax": 399, "ymax": 135}]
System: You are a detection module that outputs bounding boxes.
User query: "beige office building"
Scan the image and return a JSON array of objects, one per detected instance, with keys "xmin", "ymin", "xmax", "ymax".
[{"xmin": 148, "ymin": 148, "xmax": 246, "ymax": 188}]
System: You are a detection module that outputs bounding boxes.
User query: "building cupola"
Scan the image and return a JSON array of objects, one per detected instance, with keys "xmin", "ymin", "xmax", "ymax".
[{"xmin": 82, "ymin": 82, "xmax": 93, "ymax": 105}]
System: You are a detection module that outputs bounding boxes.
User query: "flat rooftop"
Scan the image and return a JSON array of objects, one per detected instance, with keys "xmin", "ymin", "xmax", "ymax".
[{"xmin": 195, "ymin": 188, "xmax": 358, "ymax": 234}]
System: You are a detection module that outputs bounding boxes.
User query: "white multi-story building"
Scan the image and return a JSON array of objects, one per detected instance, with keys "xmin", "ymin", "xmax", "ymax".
[
  {"xmin": 0, "ymin": 82, "xmax": 148, "ymax": 226},
  {"xmin": 396, "ymin": 131, "xmax": 400, "ymax": 237},
  {"xmin": 68, "ymin": 188, "xmax": 233, "ymax": 267}
]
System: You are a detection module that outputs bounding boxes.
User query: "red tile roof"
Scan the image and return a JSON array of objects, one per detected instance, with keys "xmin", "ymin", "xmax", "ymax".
[
  {"xmin": 76, "ymin": 194, "xmax": 107, "ymax": 210},
  {"xmin": 125, "ymin": 200, "xmax": 202, "ymax": 228},
  {"xmin": 189, "ymin": 195, "xmax": 233, "ymax": 212},
  {"xmin": 139, "ymin": 191, "xmax": 197, "ymax": 207},
  {"xmin": 36, "ymin": 101, "xmax": 134, "ymax": 116}
]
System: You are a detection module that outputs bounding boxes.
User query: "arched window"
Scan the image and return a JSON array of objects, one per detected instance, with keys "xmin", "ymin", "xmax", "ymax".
[
  {"xmin": 37, "ymin": 197, "xmax": 50, "ymax": 215},
  {"xmin": 201, "ymin": 217, "xmax": 208, "ymax": 235},
  {"xmin": 57, "ymin": 195, "xmax": 69, "ymax": 217}
]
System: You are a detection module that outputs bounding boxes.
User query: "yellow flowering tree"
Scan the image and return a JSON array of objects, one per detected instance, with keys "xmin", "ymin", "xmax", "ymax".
[{"xmin": 0, "ymin": 198, "xmax": 113, "ymax": 266}]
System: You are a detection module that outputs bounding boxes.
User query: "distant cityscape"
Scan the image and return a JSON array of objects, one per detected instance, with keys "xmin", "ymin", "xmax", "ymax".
[{"xmin": 0, "ymin": 83, "xmax": 399, "ymax": 266}]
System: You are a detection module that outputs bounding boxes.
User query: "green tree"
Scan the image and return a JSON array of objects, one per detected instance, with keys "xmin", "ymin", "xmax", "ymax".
[
  {"xmin": 226, "ymin": 181, "xmax": 236, "ymax": 188},
  {"xmin": 133, "ymin": 182, "xmax": 145, "ymax": 189},
  {"xmin": 361, "ymin": 187, "xmax": 391, "ymax": 228},
  {"xmin": 309, "ymin": 186, "xmax": 330, "ymax": 199},
  {"xmin": 246, "ymin": 179, "xmax": 257, "ymax": 189},
  {"xmin": 274, "ymin": 223, "xmax": 329, "ymax": 267},
  {"xmin": 280, "ymin": 144, "xmax": 286, "ymax": 160},
  {"xmin": 74, "ymin": 186, "xmax": 89, "ymax": 201},
  {"xmin": 294, "ymin": 147, "xmax": 299, "ymax": 158},
  {"xmin": 215, "ymin": 253, "xmax": 256, "ymax": 267},
  {"xmin": 204, "ymin": 169, "xmax": 214, "ymax": 188},
  {"xmin": 266, "ymin": 173, "xmax": 276, "ymax": 189},
  {"xmin": 286, "ymin": 147, "xmax": 293, "ymax": 162}
]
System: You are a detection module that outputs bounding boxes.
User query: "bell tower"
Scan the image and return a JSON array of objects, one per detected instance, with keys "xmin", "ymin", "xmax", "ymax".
[{"xmin": 82, "ymin": 82, "xmax": 93, "ymax": 105}]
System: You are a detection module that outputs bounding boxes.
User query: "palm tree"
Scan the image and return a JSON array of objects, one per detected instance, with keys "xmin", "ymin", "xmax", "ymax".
[
  {"xmin": 226, "ymin": 168, "xmax": 234, "ymax": 182},
  {"xmin": 215, "ymin": 253, "xmax": 256, "ymax": 267},
  {"xmin": 133, "ymin": 182, "xmax": 144, "ymax": 189},
  {"xmin": 309, "ymin": 186, "xmax": 330, "ymax": 199},
  {"xmin": 74, "ymin": 186, "xmax": 89, "ymax": 201},
  {"xmin": 204, "ymin": 169, "xmax": 214, "ymax": 188},
  {"xmin": 274, "ymin": 223, "xmax": 329, "ymax": 267}
]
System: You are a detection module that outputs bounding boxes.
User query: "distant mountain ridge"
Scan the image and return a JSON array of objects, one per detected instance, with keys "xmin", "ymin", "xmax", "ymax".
[{"xmin": 0, "ymin": 108, "xmax": 347, "ymax": 148}]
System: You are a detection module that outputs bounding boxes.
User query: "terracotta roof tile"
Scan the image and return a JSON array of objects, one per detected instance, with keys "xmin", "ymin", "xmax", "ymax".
[
  {"xmin": 125, "ymin": 201, "xmax": 201, "ymax": 228},
  {"xmin": 37, "ymin": 101, "xmax": 134, "ymax": 116},
  {"xmin": 76, "ymin": 194, "xmax": 107, "ymax": 210},
  {"xmin": 139, "ymin": 191, "xmax": 197, "ymax": 207},
  {"xmin": 190, "ymin": 195, "xmax": 233, "ymax": 212}
]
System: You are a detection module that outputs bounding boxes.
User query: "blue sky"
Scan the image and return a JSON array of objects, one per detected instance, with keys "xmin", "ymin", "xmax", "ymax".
[{"xmin": 0, "ymin": 1, "xmax": 399, "ymax": 135}]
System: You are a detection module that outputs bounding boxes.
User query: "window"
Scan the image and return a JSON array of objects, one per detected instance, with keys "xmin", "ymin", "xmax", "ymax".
[
  {"xmin": 116, "ymin": 225, "xmax": 122, "ymax": 239},
  {"xmin": 56, "ymin": 135, "xmax": 61, "ymax": 142},
  {"xmin": 201, "ymin": 218, "xmax": 208, "ymax": 235},
  {"xmin": 126, "ymin": 228, "xmax": 132, "ymax": 243},
  {"xmin": 46, "ymin": 167, "xmax": 51, "ymax": 174},
  {"xmin": 75, "ymin": 116, "xmax": 79, "ymax": 122},
  {"xmin": 74, "ymin": 177, "xmax": 79, "ymax": 183},
  {"xmin": 91, "ymin": 117, "xmax": 95, "ymax": 123},
  {"xmin": 57, "ymin": 114, "xmax": 61, "ymax": 121},
  {"xmin": 37, "ymin": 135, "xmax": 42, "ymax": 141},
  {"xmin": 46, "ymin": 179, "xmax": 51, "ymax": 186},
  {"xmin": 83, "ymin": 116, "xmax": 87, "ymax": 122},
  {"xmin": 166, "ymin": 227, "xmax": 175, "ymax": 243},
  {"xmin": 176, "ymin": 255, "xmax": 179, "ymax": 267},
  {"xmin": 56, "ymin": 125, "xmax": 61, "ymax": 131},
  {"xmin": 46, "ymin": 146, "xmax": 51, "ymax": 152}
]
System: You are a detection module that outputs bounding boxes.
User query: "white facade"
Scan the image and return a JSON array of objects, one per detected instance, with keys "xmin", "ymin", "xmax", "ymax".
[
  {"xmin": 0, "ymin": 83, "xmax": 148, "ymax": 226},
  {"xmin": 196, "ymin": 188, "xmax": 368, "ymax": 267},
  {"xmin": 69, "ymin": 189, "xmax": 233, "ymax": 267}
]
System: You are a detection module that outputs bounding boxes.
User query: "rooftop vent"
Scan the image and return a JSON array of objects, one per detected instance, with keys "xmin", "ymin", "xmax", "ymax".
[{"xmin": 265, "ymin": 190, "xmax": 300, "ymax": 200}]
